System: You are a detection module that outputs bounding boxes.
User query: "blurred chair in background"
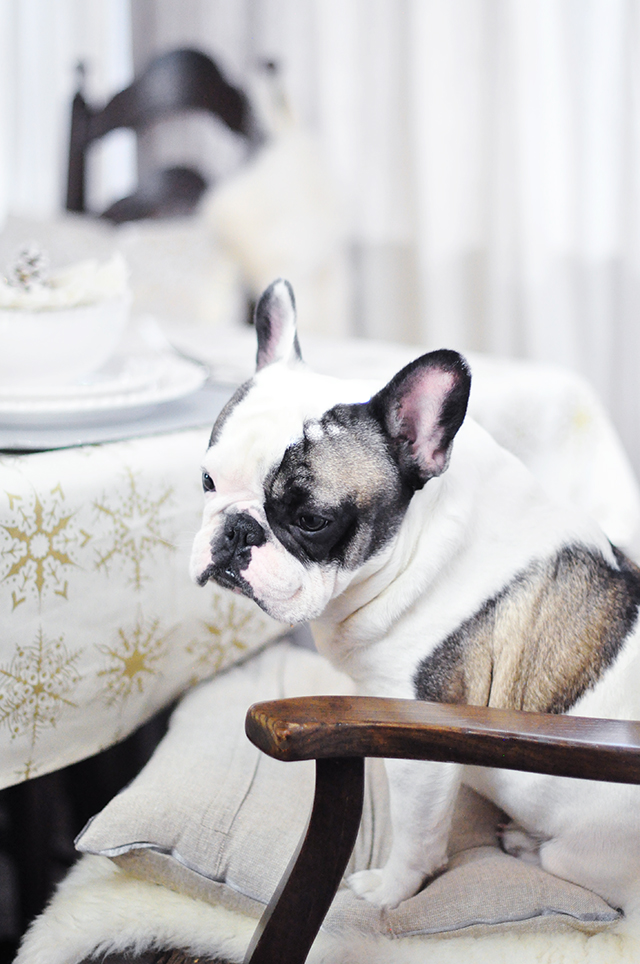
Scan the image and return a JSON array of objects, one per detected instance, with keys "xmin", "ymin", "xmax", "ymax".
[{"xmin": 66, "ymin": 48, "xmax": 260, "ymax": 223}]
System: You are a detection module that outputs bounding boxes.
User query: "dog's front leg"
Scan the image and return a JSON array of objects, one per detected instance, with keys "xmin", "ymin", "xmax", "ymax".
[{"xmin": 348, "ymin": 759, "xmax": 461, "ymax": 909}]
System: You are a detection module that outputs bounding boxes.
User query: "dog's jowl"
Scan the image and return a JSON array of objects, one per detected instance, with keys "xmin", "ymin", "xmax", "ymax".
[{"xmin": 191, "ymin": 278, "xmax": 640, "ymax": 913}]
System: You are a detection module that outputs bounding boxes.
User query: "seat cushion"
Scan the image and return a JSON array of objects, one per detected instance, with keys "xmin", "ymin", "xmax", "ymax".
[{"xmin": 76, "ymin": 642, "xmax": 620, "ymax": 939}]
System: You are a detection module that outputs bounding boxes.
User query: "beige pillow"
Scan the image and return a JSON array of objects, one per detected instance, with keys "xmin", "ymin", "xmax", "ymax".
[{"xmin": 76, "ymin": 642, "xmax": 620, "ymax": 938}]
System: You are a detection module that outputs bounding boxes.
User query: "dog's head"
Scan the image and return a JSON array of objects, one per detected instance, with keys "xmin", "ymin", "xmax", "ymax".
[{"xmin": 190, "ymin": 279, "xmax": 471, "ymax": 622}]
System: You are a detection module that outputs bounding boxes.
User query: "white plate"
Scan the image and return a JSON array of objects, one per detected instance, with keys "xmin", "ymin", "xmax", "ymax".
[
  {"xmin": 0, "ymin": 319, "xmax": 209, "ymax": 420},
  {"xmin": 0, "ymin": 382, "xmax": 234, "ymax": 451}
]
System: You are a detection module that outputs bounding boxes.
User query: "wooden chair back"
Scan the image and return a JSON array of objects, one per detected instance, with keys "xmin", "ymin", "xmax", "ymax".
[{"xmin": 66, "ymin": 48, "xmax": 258, "ymax": 221}]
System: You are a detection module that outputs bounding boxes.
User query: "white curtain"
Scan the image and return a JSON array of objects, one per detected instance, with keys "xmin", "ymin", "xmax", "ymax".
[
  {"xmin": 0, "ymin": 0, "xmax": 135, "ymax": 223},
  {"xmin": 309, "ymin": 0, "xmax": 640, "ymax": 475},
  {"xmin": 407, "ymin": 0, "xmax": 640, "ymax": 476}
]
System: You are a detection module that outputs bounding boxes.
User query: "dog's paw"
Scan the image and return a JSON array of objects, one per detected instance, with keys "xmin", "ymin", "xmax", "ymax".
[
  {"xmin": 347, "ymin": 868, "xmax": 422, "ymax": 909},
  {"xmin": 499, "ymin": 821, "xmax": 542, "ymax": 866}
]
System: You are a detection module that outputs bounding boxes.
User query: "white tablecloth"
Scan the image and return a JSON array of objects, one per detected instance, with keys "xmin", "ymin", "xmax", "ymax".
[{"xmin": 0, "ymin": 427, "xmax": 285, "ymax": 789}]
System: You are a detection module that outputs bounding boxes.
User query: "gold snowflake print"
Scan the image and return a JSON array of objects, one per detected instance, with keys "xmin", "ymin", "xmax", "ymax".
[
  {"xmin": 97, "ymin": 616, "xmax": 171, "ymax": 706},
  {"xmin": 93, "ymin": 468, "xmax": 175, "ymax": 591},
  {"xmin": 1, "ymin": 485, "xmax": 86, "ymax": 609},
  {"xmin": 0, "ymin": 628, "xmax": 81, "ymax": 758},
  {"xmin": 186, "ymin": 593, "xmax": 271, "ymax": 684}
]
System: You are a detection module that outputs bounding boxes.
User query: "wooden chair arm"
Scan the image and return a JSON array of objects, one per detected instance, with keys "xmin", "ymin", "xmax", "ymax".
[
  {"xmin": 246, "ymin": 695, "xmax": 640, "ymax": 783},
  {"xmin": 243, "ymin": 697, "xmax": 640, "ymax": 964}
]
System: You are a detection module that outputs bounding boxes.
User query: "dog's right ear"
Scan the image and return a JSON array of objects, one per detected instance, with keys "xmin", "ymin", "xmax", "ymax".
[{"xmin": 255, "ymin": 279, "xmax": 303, "ymax": 371}]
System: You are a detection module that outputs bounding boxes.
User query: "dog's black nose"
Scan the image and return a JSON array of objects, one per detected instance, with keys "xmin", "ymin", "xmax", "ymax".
[
  {"xmin": 222, "ymin": 513, "xmax": 266, "ymax": 562},
  {"xmin": 202, "ymin": 513, "xmax": 267, "ymax": 593}
]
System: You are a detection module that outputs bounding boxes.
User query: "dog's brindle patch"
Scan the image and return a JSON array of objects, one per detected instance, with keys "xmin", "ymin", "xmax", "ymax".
[
  {"xmin": 414, "ymin": 544, "xmax": 640, "ymax": 713},
  {"xmin": 265, "ymin": 404, "xmax": 413, "ymax": 569}
]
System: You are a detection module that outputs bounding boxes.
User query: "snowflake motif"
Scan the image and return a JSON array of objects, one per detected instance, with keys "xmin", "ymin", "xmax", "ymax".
[
  {"xmin": 186, "ymin": 594, "xmax": 271, "ymax": 684},
  {"xmin": 93, "ymin": 468, "xmax": 175, "ymax": 591},
  {"xmin": 1, "ymin": 485, "xmax": 86, "ymax": 608},
  {"xmin": 97, "ymin": 616, "xmax": 171, "ymax": 707},
  {"xmin": 0, "ymin": 628, "xmax": 81, "ymax": 756}
]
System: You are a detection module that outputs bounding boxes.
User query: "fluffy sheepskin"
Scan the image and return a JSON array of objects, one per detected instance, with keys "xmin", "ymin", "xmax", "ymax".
[{"xmin": 14, "ymin": 855, "xmax": 640, "ymax": 964}]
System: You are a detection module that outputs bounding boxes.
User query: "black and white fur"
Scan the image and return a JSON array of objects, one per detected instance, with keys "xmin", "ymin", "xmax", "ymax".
[{"xmin": 191, "ymin": 279, "xmax": 640, "ymax": 913}]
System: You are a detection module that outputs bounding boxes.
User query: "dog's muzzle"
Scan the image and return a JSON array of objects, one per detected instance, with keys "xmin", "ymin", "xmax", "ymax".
[{"xmin": 197, "ymin": 512, "xmax": 266, "ymax": 589}]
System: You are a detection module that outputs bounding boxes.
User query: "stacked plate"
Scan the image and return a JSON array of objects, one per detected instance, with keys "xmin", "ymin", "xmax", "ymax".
[{"xmin": 0, "ymin": 318, "xmax": 233, "ymax": 451}]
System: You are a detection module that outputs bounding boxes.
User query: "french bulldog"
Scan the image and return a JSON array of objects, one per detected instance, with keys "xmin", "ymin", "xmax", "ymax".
[{"xmin": 191, "ymin": 279, "xmax": 640, "ymax": 912}]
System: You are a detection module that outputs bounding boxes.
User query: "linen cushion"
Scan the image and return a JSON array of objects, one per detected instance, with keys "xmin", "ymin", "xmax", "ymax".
[{"xmin": 76, "ymin": 642, "xmax": 620, "ymax": 938}]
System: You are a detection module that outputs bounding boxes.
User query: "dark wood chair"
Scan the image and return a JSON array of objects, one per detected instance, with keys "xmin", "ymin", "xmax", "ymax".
[
  {"xmin": 243, "ymin": 695, "xmax": 640, "ymax": 964},
  {"xmin": 66, "ymin": 48, "xmax": 261, "ymax": 222}
]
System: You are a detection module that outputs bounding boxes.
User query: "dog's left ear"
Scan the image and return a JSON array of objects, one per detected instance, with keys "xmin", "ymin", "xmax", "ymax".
[
  {"xmin": 255, "ymin": 279, "xmax": 303, "ymax": 371},
  {"xmin": 369, "ymin": 349, "xmax": 471, "ymax": 489}
]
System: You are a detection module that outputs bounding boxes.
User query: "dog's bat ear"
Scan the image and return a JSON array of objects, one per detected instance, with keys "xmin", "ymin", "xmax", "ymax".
[
  {"xmin": 255, "ymin": 279, "xmax": 303, "ymax": 371},
  {"xmin": 369, "ymin": 349, "xmax": 471, "ymax": 488}
]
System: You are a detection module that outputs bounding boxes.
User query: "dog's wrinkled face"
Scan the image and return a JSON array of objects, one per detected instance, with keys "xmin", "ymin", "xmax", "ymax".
[{"xmin": 190, "ymin": 279, "xmax": 471, "ymax": 622}]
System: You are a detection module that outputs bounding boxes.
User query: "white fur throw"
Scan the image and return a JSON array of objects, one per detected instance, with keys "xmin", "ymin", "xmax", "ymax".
[{"xmin": 15, "ymin": 853, "xmax": 640, "ymax": 964}]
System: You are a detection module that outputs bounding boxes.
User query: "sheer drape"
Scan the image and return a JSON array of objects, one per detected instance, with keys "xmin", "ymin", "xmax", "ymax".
[
  {"xmin": 0, "ymin": 0, "xmax": 135, "ymax": 222},
  {"xmin": 407, "ymin": 0, "xmax": 640, "ymax": 474}
]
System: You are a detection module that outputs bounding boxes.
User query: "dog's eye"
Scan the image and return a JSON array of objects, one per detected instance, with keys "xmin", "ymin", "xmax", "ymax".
[
  {"xmin": 297, "ymin": 513, "xmax": 329, "ymax": 532},
  {"xmin": 202, "ymin": 471, "xmax": 215, "ymax": 492}
]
